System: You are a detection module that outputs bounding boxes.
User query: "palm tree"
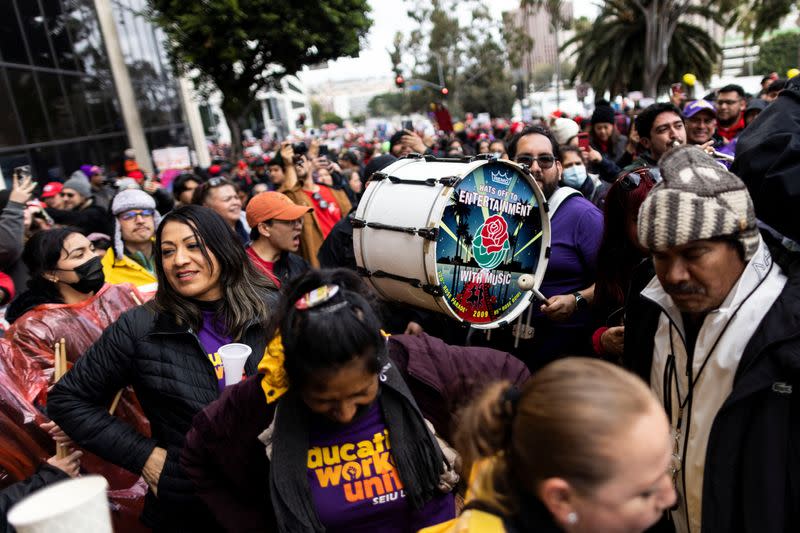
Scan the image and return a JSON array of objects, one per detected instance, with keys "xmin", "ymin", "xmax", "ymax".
[
  {"xmin": 450, "ymin": 195, "xmax": 473, "ymax": 292},
  {"xmin": 564, "ymin": 0, "xmax": 722, "ymax": 97}
]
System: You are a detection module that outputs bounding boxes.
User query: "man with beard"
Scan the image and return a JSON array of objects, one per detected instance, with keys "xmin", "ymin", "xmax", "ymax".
[
  {"xmin": 101, "ymin": 189, "xmax": 159, "ymax": 291},
  {"xmin": 507, "ymin": 125, "xmax": 604, "ymax": 370},
  {"xmin": 276, "ymin": 142, "xmax": 351, "ymax": 267},
  {"xmin": 624, "ymin": 145, "xmax": 799, "ymax": 533},
  {"xmin": 244, "ymin": 191, "xmax": 310, "ymax": 287}
]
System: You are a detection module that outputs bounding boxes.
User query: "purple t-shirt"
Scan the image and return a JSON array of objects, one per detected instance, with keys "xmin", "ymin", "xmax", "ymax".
[
  {"xmin": 196, "ymin": 309, "xmax": 232, "ymax": 393},
  {"xmin": 307, "ymin": 401, "xmax": 455, "ymax": 532},
  {"xmin": 540, "ymin": 193, "xmax": 603, "ymax": 299},
  {"xmin": 530, "ymin": 193, "xmax": 603, "ymax": 359}
]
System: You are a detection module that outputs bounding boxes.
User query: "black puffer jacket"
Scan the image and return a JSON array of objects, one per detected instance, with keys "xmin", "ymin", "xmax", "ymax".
[
  {"xmin": 48, "ymin": 296, "xmax": 276, "ymax": 531},
  {"xmin": 732, "ymin": 76, "xmax": 800, "ymax": 243}
]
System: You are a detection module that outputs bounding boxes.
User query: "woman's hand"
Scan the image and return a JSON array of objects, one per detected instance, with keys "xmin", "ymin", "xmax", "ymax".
[
  {"xmin": 40, "ymin": 421, "xmax": 75, "ymax": 447},
  {"xmin": 581, "ymin": 145, "xmax": 603, "ymax": 163},
  {"xmin": 142, "ymin": 446, "xmax": 168, "ymax": 497},
  {"xmin": 47, "ymin": 448, "xmax": 83, "ymax": 478}
]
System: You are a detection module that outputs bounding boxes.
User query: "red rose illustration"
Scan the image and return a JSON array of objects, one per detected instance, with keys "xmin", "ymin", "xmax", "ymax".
[{"xmin": 480, "ymin": 215, "xmax": 509, "ymax": 253}]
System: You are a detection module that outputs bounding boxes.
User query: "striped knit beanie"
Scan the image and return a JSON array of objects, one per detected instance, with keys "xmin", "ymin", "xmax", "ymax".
[{"xmin": 637, "ymin": 145, "xmax": 759, "ymax": 261}]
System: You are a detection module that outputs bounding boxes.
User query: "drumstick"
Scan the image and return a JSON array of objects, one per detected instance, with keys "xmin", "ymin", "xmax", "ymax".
[
  {"xmin": 108, "ymin": 390, "xmax": 123, "ymax": 415},
  {"xmin": 60, "ymin": 338, "xmax": 66, "ymax": 373},
  {"xmin": 53, "ymin": 340, "xmax": 67, "ymax": 459},
  {"xmin": 130, "ymin": 291, "xmax": 142, "ymax": 306},
  {"xmin": 712, "ymin": 150, "xmax": 734, "ymax": 162}
]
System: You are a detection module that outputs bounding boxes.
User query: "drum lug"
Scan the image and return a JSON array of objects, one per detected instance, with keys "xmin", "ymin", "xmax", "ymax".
[
  {"xmin": 422, "ymin": 284, "xmax": 444, "ymax": 297},
  {"xmin": 417, "ymin": 227, "xmax": 439, "ymax": 241},
  {"xmin": 350, "ymin": 217, "xmax": 367, "ymax": 229},
  {"xmin": 438, "ymin": 176, "xmax": 460, "ymax": 187}
]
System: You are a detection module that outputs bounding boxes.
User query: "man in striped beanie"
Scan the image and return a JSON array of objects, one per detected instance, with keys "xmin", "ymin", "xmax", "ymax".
[
  {"xmin": 625, "ymin": 143, "xmax": 797, "ymax": 533},
  {"xmin": 637, "ymin": 144, "xmax": 759, "ymax": 264}
]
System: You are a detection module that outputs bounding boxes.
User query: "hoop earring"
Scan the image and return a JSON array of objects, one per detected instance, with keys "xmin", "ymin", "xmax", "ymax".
[{"xmin": 567, "ymin": 512, "xmax": 578, "ymax": 525}]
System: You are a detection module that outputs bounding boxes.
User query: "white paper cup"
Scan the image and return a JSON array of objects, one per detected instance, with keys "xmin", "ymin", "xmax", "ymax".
[
  {"xmin": 218, "ymin": 343, "xmax": 252, "ymax": 386},
  {"xmin": 8, "ymin": 475, "xmax": 112, "ymax": 533}
]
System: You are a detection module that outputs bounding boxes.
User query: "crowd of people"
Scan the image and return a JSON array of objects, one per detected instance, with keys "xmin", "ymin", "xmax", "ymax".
[{"xmin": 0, "ymin": 72, "xmax": 798, "ymax": 533}]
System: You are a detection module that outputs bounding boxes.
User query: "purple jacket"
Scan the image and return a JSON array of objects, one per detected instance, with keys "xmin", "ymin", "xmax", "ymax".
[{"xmin": 180, "ymin": 333, "xmax": 530, "ymax": 532}]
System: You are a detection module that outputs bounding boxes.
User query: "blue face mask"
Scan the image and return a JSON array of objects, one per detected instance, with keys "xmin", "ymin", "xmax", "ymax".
[{"xmin": 562, "ymin": 165, "xmax": 588, "ymax": 188}]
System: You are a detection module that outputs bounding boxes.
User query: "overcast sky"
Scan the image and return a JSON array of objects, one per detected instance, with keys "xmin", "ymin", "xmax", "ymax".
[{"xmin": 298, "ymin": 0, "xmax": 599, "ymax": 86}]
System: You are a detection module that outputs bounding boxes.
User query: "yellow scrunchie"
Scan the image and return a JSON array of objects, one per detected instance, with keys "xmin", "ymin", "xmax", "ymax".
[
  {"xmin": 257, "ymin": 330, "xmax": 391, "ymax": 404},
  {"xmin": 258, "ymin": 334, "xmax": 289, "ymax": 404}
]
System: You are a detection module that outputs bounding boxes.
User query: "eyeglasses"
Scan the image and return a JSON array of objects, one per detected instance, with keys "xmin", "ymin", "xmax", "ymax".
[
  {"xmin": 616, "ymin": 167, "xmax": 655, "ymax": 191},
  {"xmin": 119, "ymin": 208, "xmax": 155, "ymax": 221},
  {"xmin": 515, "ymin": 154, "xmax": 556, "ymax": 169},
  {"xmin": 312, "ymin": 192, "xmax": 329, "ymax": 210},
  {"xmin": 273, "ymin": 218, "xmax": 304, "ymax": 228}
]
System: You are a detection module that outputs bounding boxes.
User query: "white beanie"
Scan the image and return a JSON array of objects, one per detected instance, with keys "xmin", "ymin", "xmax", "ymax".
[
  {"xmin": 550, "ymin": 118, "xmax": 581, "ymax": 146},
  {"xmin": 111, "ymin": 189, "xmax": 161, "ymax": 258}
]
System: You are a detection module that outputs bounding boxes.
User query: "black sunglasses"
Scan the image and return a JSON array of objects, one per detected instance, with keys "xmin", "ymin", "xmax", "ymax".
[
  {"xmin": 617, "ymin": 167, "xmax": 655, "ymax": 191},
  {"xmin": 515, "ymin": 154, "xmax": 556, "ymax": 170}
]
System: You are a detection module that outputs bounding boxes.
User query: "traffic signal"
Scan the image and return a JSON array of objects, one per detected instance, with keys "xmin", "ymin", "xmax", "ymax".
[
  {"xmin": 395, "ymin": 75, "xmax": 405, "ymax": 88},
  {"xmin": 440, "ymin": 87, "xmax": 449, "ymax": 97}
]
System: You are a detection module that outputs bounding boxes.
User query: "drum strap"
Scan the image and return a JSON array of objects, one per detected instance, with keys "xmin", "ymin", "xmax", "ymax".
[{"xmin": 546, "ymin": 186, "xmax": 581, "ymax": 220}]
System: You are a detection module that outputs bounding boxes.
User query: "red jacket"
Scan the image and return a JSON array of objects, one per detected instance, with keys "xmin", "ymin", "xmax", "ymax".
[{"xmin": 181, "ymin": 333, "xmax": 530, "ymax": 532}]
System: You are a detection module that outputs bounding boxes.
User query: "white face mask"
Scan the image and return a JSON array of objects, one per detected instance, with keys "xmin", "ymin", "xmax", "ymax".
[{"xmin": 562, "ymin": 165, "xmax": 588, "ymax": 188}]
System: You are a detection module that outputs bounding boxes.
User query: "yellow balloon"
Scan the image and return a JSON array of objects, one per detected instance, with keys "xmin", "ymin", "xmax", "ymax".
[
  {"xmin": 682, "ymin": 73, "xmax": 697, "ymax": 86},
  {"xmin": 787, "ymin": 68, "xmax": 800, "ymax": 79}
]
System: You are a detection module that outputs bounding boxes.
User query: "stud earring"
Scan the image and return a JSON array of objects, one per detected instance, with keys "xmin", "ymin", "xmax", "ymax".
[{"xmin": 567, "ymin": 512, "xmax": 578, "ymax": 525}]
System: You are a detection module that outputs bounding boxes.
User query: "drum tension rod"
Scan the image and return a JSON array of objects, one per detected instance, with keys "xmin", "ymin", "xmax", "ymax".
[
  {"xmin": 370, "ymin": 173, "xmax": 459, "ymax": 188},
  {"xmin": 356, "ymin": 267, "xmax": 444, "ymax": 297},
  {"xmin": 351, "ymin": 218, "xmax": 439, "ymax": 241}
]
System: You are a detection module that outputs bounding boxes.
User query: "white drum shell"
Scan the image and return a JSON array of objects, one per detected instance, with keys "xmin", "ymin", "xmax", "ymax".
[{"xmin": 354, "ymin": 157, "xmax": 550, "ymax": 328}]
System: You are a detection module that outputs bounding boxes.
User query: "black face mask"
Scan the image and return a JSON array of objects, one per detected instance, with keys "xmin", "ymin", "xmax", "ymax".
[{"xmin": 58, "ymin": 256, "xmax": 105, "ymax": 294}]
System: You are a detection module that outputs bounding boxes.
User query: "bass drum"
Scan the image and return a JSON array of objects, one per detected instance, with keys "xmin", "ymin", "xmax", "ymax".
[{"xmin": 353, "ymin": 156, "xmax": 551, "ymax": 329}]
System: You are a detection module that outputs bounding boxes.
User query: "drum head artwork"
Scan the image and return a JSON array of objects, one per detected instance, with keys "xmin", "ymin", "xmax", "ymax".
[{"xmin": 435, "ymin": 161, "xmax": 546, "ymax": 326}]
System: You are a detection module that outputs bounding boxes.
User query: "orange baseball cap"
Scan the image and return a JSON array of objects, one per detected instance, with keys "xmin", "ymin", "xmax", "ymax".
[{"xmin": 246, "ymin": 191, "xmax": 312, "ymax": 227}]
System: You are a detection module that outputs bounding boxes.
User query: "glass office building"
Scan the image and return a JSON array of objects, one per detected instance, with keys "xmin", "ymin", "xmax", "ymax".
[{"xmin": 0, "ymin": 0, "xmax": 189, "ymax": 183}]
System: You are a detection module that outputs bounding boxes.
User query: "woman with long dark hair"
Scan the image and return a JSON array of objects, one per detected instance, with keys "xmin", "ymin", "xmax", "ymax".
[
  {"xmin": 181, "ymin": 268, "xmax": 530, "ymax": 532},
  {"xmin": 592, "ymin": 167, "xmax": 655, "ymax": 359},
  {"xmin": 48, "ymin": 205, "xmax": 277, "ymax": 530},
  {"xmin": 5, "ymin": 228, "xmax": 141, "ymax": 393}
]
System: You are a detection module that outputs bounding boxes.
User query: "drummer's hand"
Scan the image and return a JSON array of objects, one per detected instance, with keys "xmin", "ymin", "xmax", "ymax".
[
  {"xmin": 143, "ymin": 446, "xmax": 167, "ymax": 497},
  {"xmin": 700, "ymin": 140, "xmax": 715, "ymax": 155},
  {"xmin": 403, "ymin": 321, "xmax": 424, "ymax": 336},
  {"xmin": 47, "ymin": 448, "xmax": 83, "ymax": 478},
  {"xmin": 540, "ymin": 294, "xmax": 577, "ymax": 322},
  {"xmin": 402, "ymin": 131, "xmax": 427, "ymax": 154},
  {"xmin": 40, "ymin": 421, "xmax": 75, "ymax": 447}
]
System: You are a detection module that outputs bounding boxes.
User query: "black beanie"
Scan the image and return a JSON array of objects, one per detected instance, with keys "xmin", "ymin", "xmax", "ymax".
[{"xmin": 591, "ymin": 105, "xmax": 615, "ymax": 125}]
